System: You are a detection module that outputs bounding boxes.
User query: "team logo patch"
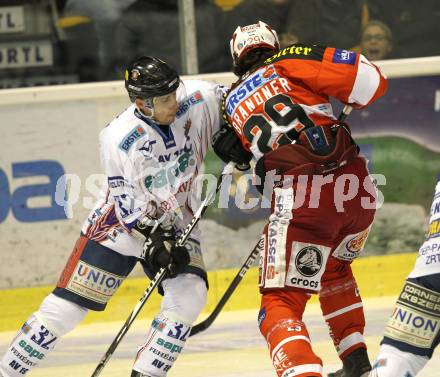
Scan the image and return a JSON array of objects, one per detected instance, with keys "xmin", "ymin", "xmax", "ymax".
[
  {"xmin": 152, "ymin": 318, "xmax": 167, "ymax": 332},
  {"xmin": 372, "ymin": 358, "xmax": 387, "ymax": 369},
  {"xmin": 226, "ymin": 64, "xmax": 279, "ymax": 115},
  {"xmin": 332, "ymin": 49, "xmax": 356, "ymax": 65},
  {"xmin": 258, "ymin": 307, "xmax": 266, "ymax": 326},
  {"xmin": 21, "ymin": 322, "xmax": 31, "ymax": 334},
  {"xmin": 130, "ymin": 69, "xmax": 140, "ymax": 81},
  {"xmin": 295, "ymin": 246, "xmax": 322, "ymax": 277},
  {"xmin": 65, "ymin": 261, "xmax": 124, "ymax": 304},
  {"xmin": 346, "ymin": 229, "xmax": 369, "ymax": 253},
  {"xmin": 427, "ymin": 219, "xmax": 440, "ymax": 239},
  {"xmin": 261, "ymin": 65, "xmax": 278, "ymax": 80},
  {"xmin": 119, "ymin": 126, "xmax": 146, "ymax": 153},
  {"xmin": 176, "ymin": 91, "xmax": 204, "ymax": 118},
  {"xmin": 138, "ymin": 139, "xmax": 156, "ymax": 159},
  {"xmin": 184, "ymin": 119, "xmax": 192, "ymax": 138},
  {"xmin": 333, "ymin": 228, "xmax": 370, "ymax": 262}
]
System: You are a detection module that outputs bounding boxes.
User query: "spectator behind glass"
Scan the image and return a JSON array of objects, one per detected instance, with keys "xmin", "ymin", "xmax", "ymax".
[
  {"xmin": 61, "ymin": 0, "xmax": 136, "ymax": 81},
  {"xmin": 284, "ymin": 0, "xmax": 365, "ymax": 49},
  {"xmin": 112, "ymin": 0, "xmax": 228, "ymax": 77},
  {"xmin": 223, "ymin": 0, "xmax": 298, "ymax": 51},
  {"xmin": 360, "ymin": 20, "xmax": 393, "ymax": 61},
  {"xmin": 57, "ymin": 14, "xmax": 100, "ymax": 82},
  {"xmin": 366, "ymin": 0, "xmax": 440, "ymax": 58}
]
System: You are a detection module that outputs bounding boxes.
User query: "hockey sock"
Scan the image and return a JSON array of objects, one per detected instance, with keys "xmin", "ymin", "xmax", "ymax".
[
  {"xmin": 132, "ymin": 313, "xmax": 191, "ymax": 377},
  {"xmin": 319, "ymin": 278, "xmax": 366, "ymax": 359},
  {"xmin": 0, "ymin": 314, "xmax": 59, "ymax": 377}
]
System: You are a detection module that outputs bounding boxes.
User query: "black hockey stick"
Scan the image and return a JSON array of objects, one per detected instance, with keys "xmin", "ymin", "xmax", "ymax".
[
  {"xmin": 91, "ymin": 162, "xmax": 235, "ymax": 377},
  {"xmin": 339, "ymin": 104, "xmax": 353, "ymax": 121},
  {"xmin": 189, "ymin": 104, "xmax": 354, "ymax": 337},
  {"xmin": 189, "ymin": 237, "xmax": 262, "ymax": 337}
]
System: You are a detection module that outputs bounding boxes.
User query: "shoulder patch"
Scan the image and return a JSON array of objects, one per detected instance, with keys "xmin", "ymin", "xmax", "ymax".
[
  {"xmin": 332, "ymin": 49, "xmax": 357, "ymax": 65},
  {"xmin": 226, "ymin": 64, "xmax": 280, "ymax": 115},
  {"xmin": 119, "ymin": 125, "xmax": 147, "ymax": 153},
  {"xmin": 264, "ymin": 44, "xmax": 324, "ymax": 64},
  {"xmin": 176, "ymin": 90, "xmax": 204, "ymax": 119}
]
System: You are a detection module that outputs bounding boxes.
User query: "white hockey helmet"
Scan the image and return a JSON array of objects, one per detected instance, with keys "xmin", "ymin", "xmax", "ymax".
[{"xmin": 229, "ymin": 21, "xmax": 280, "ymax": 65}]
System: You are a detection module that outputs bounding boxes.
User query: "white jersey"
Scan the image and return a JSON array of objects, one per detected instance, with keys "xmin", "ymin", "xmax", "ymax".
[
  {"xmin": 408, "ymin": 177, "xmax": 440, "ymax": 278},
  {"xmin": 81, "ymin": 79, "xmax": 225, "ymax": 257}
]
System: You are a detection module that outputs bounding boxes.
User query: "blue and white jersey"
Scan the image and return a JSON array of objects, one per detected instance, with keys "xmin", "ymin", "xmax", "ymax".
[
  {"xmin": 409, "ymin": 177, "xmax": 440, "ymax": 278},
  {"xmin": 81, "ymin": 80, "xmax": 226, "ymax": 257}
]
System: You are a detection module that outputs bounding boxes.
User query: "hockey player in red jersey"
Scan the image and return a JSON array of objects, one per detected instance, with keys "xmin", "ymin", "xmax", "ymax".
[{"xmin": 212, "ymin": 21, "xmax": 388, "ymax": 377}]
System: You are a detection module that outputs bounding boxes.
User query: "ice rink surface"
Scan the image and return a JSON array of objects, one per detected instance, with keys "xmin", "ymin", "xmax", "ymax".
[{"xmin": 1, "ymin": 297, "xmax": 438, "ymax": 377}]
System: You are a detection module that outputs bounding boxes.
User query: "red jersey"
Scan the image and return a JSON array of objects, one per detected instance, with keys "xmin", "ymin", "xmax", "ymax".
[{"xmin": 224, "ymin": 44, "xmax": 388, "ymax": 160}]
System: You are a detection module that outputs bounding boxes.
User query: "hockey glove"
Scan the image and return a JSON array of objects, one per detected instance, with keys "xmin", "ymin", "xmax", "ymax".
[
  {"xmin": 142, "ymin": 227, "xmax": 190, "ymax": 277},
  {"xmin": 212, "ymin": 125, "xmax": 253, "ymax": 171}
]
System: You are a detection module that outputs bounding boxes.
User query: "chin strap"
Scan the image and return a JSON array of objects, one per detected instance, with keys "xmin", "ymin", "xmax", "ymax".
[{"xmin": 135, "ymin": 104, "xmax": 155, "ymax": 122}]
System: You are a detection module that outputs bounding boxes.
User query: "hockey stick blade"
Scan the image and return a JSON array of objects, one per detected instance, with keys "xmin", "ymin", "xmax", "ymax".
[{"xmin": 189, "ymin": 237, "xmax": 263, "ymax": 337}]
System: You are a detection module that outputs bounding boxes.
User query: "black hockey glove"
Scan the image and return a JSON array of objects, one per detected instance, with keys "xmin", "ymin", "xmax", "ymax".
[
  {"xmin": 212, "ymin": 125, "xmax": 253, "ymax": 171},
  {"xmin": 142, "ymin": 227, "xmax": 190, "ymax": 277}
]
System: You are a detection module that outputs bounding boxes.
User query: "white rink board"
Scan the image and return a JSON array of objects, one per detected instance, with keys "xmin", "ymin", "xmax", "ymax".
[{"xmin": 0, "ymin": 58, "xmax": 439, "ymax": 289}]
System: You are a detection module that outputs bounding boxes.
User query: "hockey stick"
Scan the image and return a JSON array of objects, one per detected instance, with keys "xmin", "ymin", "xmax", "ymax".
[
  {"xmin": 189, "ymin": 104, "xmax": 354, "ymax": 337},
  {"xmin": 190, "ymin": 237, "xmax": 262, "ymax": 336},
  {"xmin": 339, "ymin": 104, "xmax": 353, "ymax": 121},
  {"xmin": 91, "ymin": 162, "xmax": 235, "ymax": 377}
]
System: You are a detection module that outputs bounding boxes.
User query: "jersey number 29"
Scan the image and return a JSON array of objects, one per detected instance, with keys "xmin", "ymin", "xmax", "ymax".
[{"xmin": 242, "ymin": 94, "xmax": 315, "ymax": 154}]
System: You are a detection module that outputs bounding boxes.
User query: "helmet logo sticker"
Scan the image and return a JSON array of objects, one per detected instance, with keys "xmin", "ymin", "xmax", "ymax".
[
  {"xmin": 168, "ymin": 78, "xmax": 179, "ymax": 87},
  {"xmin": 124, "ymin": 56, "xmax": 180, "ymax": 102},
  {"xmin": 130, "ymin": 69, "xmax": 140, "ymax": 81}
]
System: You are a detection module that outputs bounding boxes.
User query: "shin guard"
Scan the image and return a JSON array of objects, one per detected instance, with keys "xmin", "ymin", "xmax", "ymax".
[
  {"xmin": 319, "ymin": 272, "xmax": 366, "ymax": 359},
  {"xmin": 259, "ymin": 291, "xmax": 323, "ymax": 377},
  {"xmin": 0, "ymin": 314, "xmax": 59, "ymax": 377},
  {"xmin": 132, "ymin": 313, "xmax": 191, "ymax": 376}
]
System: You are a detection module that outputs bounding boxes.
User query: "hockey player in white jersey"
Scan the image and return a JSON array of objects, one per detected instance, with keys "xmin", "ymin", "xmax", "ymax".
[
  {"xmin": 0, "ymin": 56, "xmax": 226, "ymax": 377},
  {"xmin": 370, "ymin": 176, "xmax": 440, "ymax": 377}
]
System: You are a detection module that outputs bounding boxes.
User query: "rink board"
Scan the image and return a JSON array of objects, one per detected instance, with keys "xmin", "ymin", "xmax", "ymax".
[{"xmin": 0, "ymin": 252, "xmax": 417, "ymax": 332}]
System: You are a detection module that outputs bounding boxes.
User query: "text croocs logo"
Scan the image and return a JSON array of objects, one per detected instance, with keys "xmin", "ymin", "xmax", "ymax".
[{"xmin": 295, "ymin": 246, "xmax": 322, "ymax": 277}]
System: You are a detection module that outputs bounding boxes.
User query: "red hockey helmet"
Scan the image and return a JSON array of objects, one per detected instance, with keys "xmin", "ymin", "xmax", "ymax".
[{"xmin": 229, "ymin": 21, "xmax": 280, "ymax": 67}]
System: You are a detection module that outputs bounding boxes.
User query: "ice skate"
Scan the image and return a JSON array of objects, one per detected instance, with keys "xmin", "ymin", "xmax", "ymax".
[{"xmin": 328, "ymin": 348, "xmax": 371, "ymax": 377}]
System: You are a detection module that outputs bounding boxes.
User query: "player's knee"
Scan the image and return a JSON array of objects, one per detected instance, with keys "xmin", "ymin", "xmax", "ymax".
[
  {"xmin": 38, "ymin": 293, "xmax": 88, "ymax": 336},
  {"xmin": 161, "ymin": 273, "xmax": 207, "ymax": 324}
]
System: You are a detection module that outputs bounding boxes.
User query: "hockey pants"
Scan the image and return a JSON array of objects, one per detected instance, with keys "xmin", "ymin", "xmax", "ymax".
[{"xmin": 259, "ymin": 258, "xmax": 366, "ymax": 377}]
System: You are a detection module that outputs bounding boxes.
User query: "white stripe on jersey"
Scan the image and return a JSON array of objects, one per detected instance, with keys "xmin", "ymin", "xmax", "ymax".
[{"xmin": 348, "ymin": 54, "xmax": 381, "ymax": 106}]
